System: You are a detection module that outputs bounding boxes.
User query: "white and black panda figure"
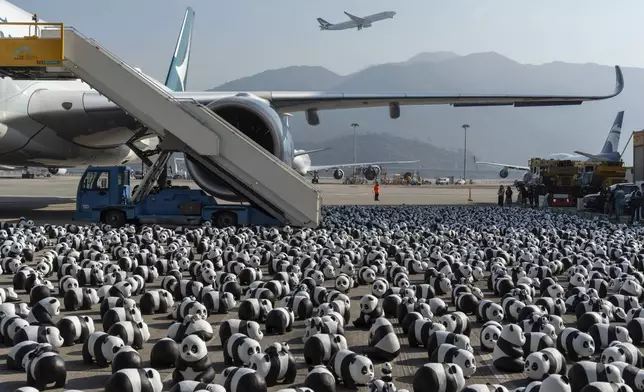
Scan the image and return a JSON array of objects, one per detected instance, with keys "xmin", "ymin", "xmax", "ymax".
[
  {"xmin": 601, "ymin": 342, "xmax": 644, "ymax": 367},
  {"xmin": 303, "ymin": 333, "xmax": 349, "ymax": 366},
  {"xmin": 238, "ymin": 298, "xmax": 272, "ymax": 322},
  {"xmin": 107, "ymin": 320, "xmax": 151, "ymax": 349},
  {"xmin": 588, "ymin": 324, "xmax": 632, "ymax": 352},
  {"xmin": 150, "ymin": 337, "xmax": 180, "ymax": 369},
  {"xmin": 440, "ymin": 311, "xmax": 472, "ymax": 336},
  {"xmin": 265, "ymin": 307, "xmax": 295, "ymax": 335},
  {"xmin": 64, "ymin": 287, "xmax": 100, "ymax": 311},
  {"xmin": 429, "ymin": 298, "xmax": 449, "ymax": 317},
  {"xmin": 219, "ymin": 319, "xmax": 263, "ymax": 345},
  {"xmin": 302, "ymin": 317, "xmax": 344, "ymax": 344},
  {"xmin": 105, "ymin": 368, "xmax": 163, "ymax": 392},
  {"xmin": 610, "ymin": 362, "xmax": 644, "ymax": 392},
  {"xmin": 455, "ymin": 293, "xmax": 480, "ymax": 315},
  {"xmin": 429, "ymin": 343, "xmax": 477, "ymax": 378},
  {"xmin": 364, "ymin": 318, "xmax": 401, "ymax": 363},
  {"xmin": 304, "ymin": 365, "xmax": 336, "ymax": 392},
  {"xmin": 524, "ymin": 347, "xmax": 567, "ymax": 380},
  {"xmin": 22, "ymin": 344, "xmax": 67, "ymax": 390},
  {"xmin": 412, "ymin": 363, "xmax": 465, "ymax": 392},
  {"xmin": 580, "ymin": 382, "xmax": 632, "ymax": 392},
  {"xmin": 7, "ymin": 341, "xmax": 45, "ymax": 370},
  {"xmin": 380, "ymin": 361, "xmax": 393, "ymax": 382},
  {"xmin": 329, "ymin": 349, "xmax": 375, "ymax": 389},
  {"xmin": 82, "ymin": 331, "xmax": 125, "ymax": 366},
  {"xmin": 476, "ymin": 300, "xmax": 504, "ymax": 323},
  {"xmin": 56, "ymin": 315, "xmax": 95, "ymax": 346},
  {"xmin": 479, "ymin": 321, "xmax": 502, "ymax": 352},
  {"xmin": 168, "ymin": 316, "xmax": 215, "ymax": 343},
  {"xmin": 173, "ymin": 335, "xmax": 216, "ymax": 384},
  {"xmin": 492, "ymin": 323, "xmax": 526, "ymax": 373},
  {"xmin": 168, "ymin": 381, "xmax": 225, "ymax": 392},
  {"xmin": 523, "ymin": 332, "xmax": 556, "ymax": 356},
  {"xmin": 353, "ymin": 295, "xmax": 384, "ymax": 329},
  {"xmin": 540, "ymin": 375, "xmax": 573, "ymax": 392},
  {"xmin": 567, "ymin": 361, "xmax": 623, "ymax": 392},
  {"xmin": 427, "ymin": 331, "xmax": 473, "ymax": 355},
  {"xmin": 13, "ymin": 325, "xmax": 65, "ymax": 349},
  {"xmin": 100, "ymin": 297, "xmax": 137, "ymax": 320},
  {"xmin": 215, "ymin": 367, "xmax": 268, "ymax": 392},
  {"xmin": 112, "ymin": 345, "xmax": 142, "ymax": 373},
  {"xmin": 367, "ymin": 379, "xmax": 398, "ymax": 392},
  {"xmin": 26, "ymin": 297, "xmax": 60, "ymax": 326},
  {"xmin": 248, "ymin": 347, "xmax": 297, "ymax": 387},
  {"xmin": 408, "ymin": 319, "xmax": 446, "ymax": 348},
  {"xmin": 102, "ymin": 306, "xmax": 143, "ymax": 332},
  {"xmin": 173, "ymin": 298, "xmax": 209, "ymax": 322},
  {"xmin": 1, "ymin": 314, "xmax": 29, "ymax": 345},
  {"xmin": 282, "ymin": 294, "xmax": 314, "ymax": 320},
  {"xmin": 626, "ymin": 318, "xmax": 644, "ymax": 344},
  {"xmin": 577, "ymin": 312, "xmax": 609, "ymax": 333},
  {"xmin": 201, "ymin": 291, "xmax": 236, "ymax": 315},
  {"xmin": 139, "ymin": 289, "xmax": 175, "ymax": 315},
  {"xmin": 463, "ymin": 384, "xmax": 509, "ymax": 392},
  {"xmin": 556, "ymin": 328, "xmax": 596, "ymax": 361},
  {"xmin": 223, "ymin": 333, "xmax": 262, "ymax": 366}
]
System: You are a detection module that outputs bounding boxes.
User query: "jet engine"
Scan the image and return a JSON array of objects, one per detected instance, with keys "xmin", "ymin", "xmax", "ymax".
[
  {"xmin": 333, "ymin": 169, "xmax": 344, "ymax": 180},
  {"xmin": 362, "ymin": 165, "xmax": 381, "ymax": 181},
  {"xmin": 499, "ymin": 168, "xmax": 509, "ymax": 178},
  {"xmin": 48, "ymin": 167, "xmax": 67, "ymax": 175},
  {"xmin": 184, "ymin": 94, "xmax": 288, "ymax": 202},
  {"xmin": 523, "ymin": 172, "xmax": 534, "ymax": 184}
]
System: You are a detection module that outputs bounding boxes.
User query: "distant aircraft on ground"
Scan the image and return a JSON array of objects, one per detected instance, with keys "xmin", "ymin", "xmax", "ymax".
[
  {"xmin": 292, "ymin": 148, "xmax": 418, "ymax": 183},
  {"xmin": 476, "ymin": 111, "xmax": 625, "ymax": 179},
  {"xmin": 317, "ymin": 11, "xmax": 396, "ymax": 31}
]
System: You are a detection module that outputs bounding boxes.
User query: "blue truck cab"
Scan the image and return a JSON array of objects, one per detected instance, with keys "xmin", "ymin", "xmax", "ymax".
[{"xmin": 72, "ymin": 165, "xmax": 281, "ymax": 228}]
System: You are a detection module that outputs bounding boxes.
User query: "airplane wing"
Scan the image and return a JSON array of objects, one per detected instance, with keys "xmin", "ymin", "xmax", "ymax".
[
  {"xmin": 572, "ymin": 150, "xmax": 610, "ymax": 161},
  {"xmin": 181, "ymin": 65, "xmax": 623, "ymax": 113},
  {"xmin": 343, "ymin": 11, "xmax": 365, "ymax": 24},
  {"xmin": 294, "ymin": 148, "xmax": 330, "ymax": 157},
  {"xmin": 308, "ymin": 160, "xmax": 420, "ymax": 173},
  {"xmin": 476, "ymin": 161, "xmax": 530, "ymax": 171}
]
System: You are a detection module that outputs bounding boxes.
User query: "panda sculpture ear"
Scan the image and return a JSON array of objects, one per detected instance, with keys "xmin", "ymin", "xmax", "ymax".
[
  {"xmin": 561, "ymin": 376, "xmax": 570, "ymax": 384},
  {"xmin": 145, "ymin": 369, "xmax": 154, "ymax": 379},
  {"xmin": 619, "ymin": 348, "xmax": 625, "ymax": 355},
  {"xmin": 542, "ymin": 354, "xmax": 548, "ymax": 361},
  {"xmin": 448, "ymin": 365, "xmax": 457, "ymax": 374}
]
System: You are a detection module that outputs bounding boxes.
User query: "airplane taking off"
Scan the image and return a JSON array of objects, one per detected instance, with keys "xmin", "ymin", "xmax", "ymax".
[
  {"xmin": 317, "ymin": 11, "xmax": 396, "ymax": 31},
  {"xmin": 0, "ymin": 1, "xmax": 624, "ymax": 203},
  {"xmin": 476, "ymin": 111, "xmax": 625, "ymax": 179}
]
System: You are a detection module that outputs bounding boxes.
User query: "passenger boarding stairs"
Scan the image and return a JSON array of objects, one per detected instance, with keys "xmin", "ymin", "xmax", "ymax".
[{"xmin": 0, "ymin": 24, "xmax": 321, "ymax": 228}]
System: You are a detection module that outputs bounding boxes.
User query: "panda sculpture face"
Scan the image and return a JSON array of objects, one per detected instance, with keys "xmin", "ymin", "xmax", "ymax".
[
  {"xmin": 61, "ymin": 278, "xmax": 79, "ymax": 292},
  {"xmin": 249, "ymin": 353, "xmax": 272, "ymax": 377},
  {"xmin": 453, "ymin": 349, "xmax": 476, "ymax": 378},
  {"xmin": 180, "ymin": 335, "xmax": 207, "ymax": 362},
  {"xmin": 44, "ymin": 326, "xmax": 65, "ymax": 348},
  {"xmin": 335, "ymin": 276, "xmax": 351, "ymax": 292},
  {"xmin": 362, "ymin": 268, "xmax": 376, "ymax": 284},
  {"xmin": 240, "ymin": 338, "xmax": 262, "ymax": 364},
  {"xmin": 573, "ymin": 333, "xmax": 595, "ymax": 357},
  {"xmin": 503, "ymin": 324, "xmax": 526, "ymax": 346},
  {"xmin": 524, "ymin": 352, "xmax": 549, "ymax": 380},
  {"xmin": 350, "ymin": 354, "xmax": 375, "ymax": 385},
  {"xmin": 102, "ymin": 335, "xmax": 125, "ymax": 362},
  {"xmin": 372, "ymin": 280, "xmax": 388, "ymax": 298},
  {"xmin": 481, "ymin": 325, "xmax": 501, "ymax": 348},
  {"xmin": 360, "ymin": 295, "xmax": 378, "ymax": 314}
]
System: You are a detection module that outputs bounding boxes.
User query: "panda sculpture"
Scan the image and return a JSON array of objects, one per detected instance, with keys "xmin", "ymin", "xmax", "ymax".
[
  {"xmin": 430, "ymin": 343, "xmax": 477, "ymax": 378},
  {"xmin": 238, "ymin": 298, "xmax": 272, "ymax": 322},
  {"xmin": 304, "ymin": 365, "xmax": 336, "ymax": 392},
  {"xmin": 218, "ymin": 319, "xmax": 263, "ymax": 345},
  {"xmin": 353, "ymin": 295, "xmax": 384, "ymax": 329},
  {"xmin": 412, "ymin": 363, "xmax": 465, "ymax": 392},
  {"xmin": 100, "ymin": 297, "xmax": 137, "ymax": 320},
  {"xmin": 408, "ymin": 319, "xmax": 446, "ymax": 348},
  {"xmin": 82, "ymin": 331, "xmax": 125, "ymax": 366},
  {"xmin": 57, "ymin": 315, "xmax": 95, "ymax": 346},
  {"xmin": 139, "ymin": 289, "xmax": 174, "ymax": 315},
  {"xmin": 201, "ymin": 290, "xmax": 236, "ymax": 315},
  {"xmin": 463, "ymin": 385, "xmax": 510, "ymax": 392},
  {"xmin": 26, "ymin": 297, "xmax": 60, "ymax": 326},
  {"xmin": 105, "ymin": 368, "xmax": 163, "ymax": 392},
  {"xmin": 168, "ymin": 316, "xmax": 215, "ymax": 343},
  {"xmin": 440, "ymin": 311, "xmax": 471, "ymax": 336},
  {"xmin": 248, "ymin": 345, "xmax": 297, "ymax": 387},
  {"xmin": 480, "ymin": 321, "xmax": 502, "ymax": 352},
  {"xmin": 556, "ymin": 328, "xmax": 596, "ymax": 361},
  {"xmin": 588, "ymin": 324, "xmax": 632, "ymax": 352},
  {"xmin": 364, "ymin": 317, "xmax": 401, "ymax": 362},
  {"xmin": 580, "ymin": 382, "xmax": 632, "ymax": 392},
  {"xmin": 610, "ymin": 362, "xmax": 644, "ymax": 392},
  {"xmin": 223, "ymin": 333, "xmax": 261, "ymax": 366},
  {"xmin": 476, "ymin": 300, "xmax": 504, "ymax": 323},
  {"xmin": 215, "ymin": 367, "xmax": 267, "ymax": 392},
  {"xmin": 103, "ymin": 306, "xmax": 144, "ymax": 332},
  {"xmin": 22, "ymin": 344, "xmax": 67, "ymax": 391},
  {"xmin": 626, "ymin": 318, "xmax": 644, "ymax": 344},
  {"xmin": 601, "ymin": 342, "xmax": 644, "ymax": 367},
  {"xmin": 492, "ymin": 323, "xmax": 526, "ymax": 372},
  {"xmin": 107, "ymin": 320, "xmax": 151, "ymax": 349},
  {"xmin": 524, "ymin": 347, "xmax": 567, "ymax": 380},
  {"xmin": 168, "ymin": 381, "xmax": 226, "ymax": 392},
  {"xmin": 173, "ymin": 298, "xmax": 208, "ymax": 322},
  {"xmin": 173, "ymin": 335, "xmax": 216, "ymax": 384},
  {"xmin": 64, "ymin": 287, "xmax": 100, "ymax": 311},
  {"xmin": 150, "ymin": 337, "xmax": 180, "ymax": 368},
  {"xmin": 112, "ymin": 345, "xmax": 142, "ymax": 373},
  {"xmin": 303, "ymin": 333, "xmax": 349, "ymax": 365},
  {"xmin": 7, "ymin": 341, "xmax": 50, "ymax": 371},
  {"xmin": 523, "ymin": 332, "xmax": 556, "ymax": 356},
  {"xmin": 568, "ymin": 361, "xmax": 623, "ymax": 392},
  {"xmin": 329, "ymin": 349, "xmax": 375, "ymax": 389},
  {"xmin": 265, "ymin": 307, "xmax": 295, "ymax": 335},
  {"xmin": 427, "ymin": 331, "xmax": 473, "ymax": 356}
]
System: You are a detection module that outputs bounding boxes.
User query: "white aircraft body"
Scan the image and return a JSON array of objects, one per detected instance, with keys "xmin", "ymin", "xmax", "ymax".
[
  {"xmin": 476, "ymin": 111, "xmax": 625, "ymax": 180},
  {"xmin": 0, "ymin": 0, "xmax": 624, "ymax": 201},
  {"xmin": 317, "ymin": 11, "xmax": 396, "ymax": 31}
]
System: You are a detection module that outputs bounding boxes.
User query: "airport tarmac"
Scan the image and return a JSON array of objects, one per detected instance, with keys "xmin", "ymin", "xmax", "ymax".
[{"xmin": 0, "ymin": 176, "xmax": 515, "ymax": 392}]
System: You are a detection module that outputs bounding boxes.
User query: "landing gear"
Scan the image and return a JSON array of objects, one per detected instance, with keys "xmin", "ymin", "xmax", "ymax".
[
  {"xmin": 21, "ymin": 167, "xmax": 34, "ymax": 179},
  {"xmin": 312, "ymin": 171, "xmax": 319, "ymax": 184}
]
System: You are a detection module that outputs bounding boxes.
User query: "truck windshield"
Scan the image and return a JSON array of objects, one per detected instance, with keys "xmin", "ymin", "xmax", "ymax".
[
  {"xmin": 82, "ymin": 171, "xmax": 109, "ymax": 189},
  {"xmin": 118, "ymin": 170, "xmax": 127, "ymax": 186}
]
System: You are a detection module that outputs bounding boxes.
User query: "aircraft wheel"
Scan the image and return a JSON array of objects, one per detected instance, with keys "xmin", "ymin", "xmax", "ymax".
[
  {"xmin": 214, "ymin": 211, "xmax": 237, "ymax": 228},
  {"xmin": 103, "ymin": 209, "xmax": 126, "ymax": 228}
]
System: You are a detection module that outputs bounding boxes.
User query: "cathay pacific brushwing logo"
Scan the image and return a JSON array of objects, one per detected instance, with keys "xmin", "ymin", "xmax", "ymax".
[
  {"xmin": 0, "ymin": 17, "xmax": 7, "ymax": 23},
  {"xmin": 13, "ymin": 45, "xmax": 31, "ymax": 56}
]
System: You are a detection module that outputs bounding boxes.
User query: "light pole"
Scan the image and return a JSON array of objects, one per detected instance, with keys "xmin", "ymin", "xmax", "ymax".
[
  {"xmin": 462, "ymin": 124, "xmax": 470, "ymax": 181},
  {"xmin": 351, "ymin": 123, "xmax": 359, "ymax": 164}
]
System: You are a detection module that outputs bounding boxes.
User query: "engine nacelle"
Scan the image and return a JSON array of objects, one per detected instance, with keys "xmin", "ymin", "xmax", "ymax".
[
  {"xmin": 333, "ymin": 169, "xmax": 344, "ymax": 180},
  {"xmin": 362, "ymin": 165, "xmax": 381, "ymax": 181},
  {"xmin": 48, "ymin": 167, "xmax": 67, "ymax": 175},
  {"xmin": 499, "ymin": 168, "xmax": 509, "ymax": 178},
  {"xmin": 523, "ymin": 172, "xmax": 534, "ymax": 184},
  {"xmin": 184, "ymin": 94, "xmax": 288, "ymax": 202}
]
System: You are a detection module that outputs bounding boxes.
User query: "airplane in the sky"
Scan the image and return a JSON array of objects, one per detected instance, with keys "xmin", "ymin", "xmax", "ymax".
[
  {"xmin": 317, "ymin": 11, "xmax": 396, "ymax": 31},
  {"xmin": 0, "ymin": 0, "xmax": 624, "ymax": 202},
  {"xmin": 476, "ymin": 111, "xmax": 625, "ymax": 179}
]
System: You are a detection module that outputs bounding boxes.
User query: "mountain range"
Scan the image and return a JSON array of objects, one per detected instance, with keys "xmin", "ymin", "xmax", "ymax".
[{"xmin": 210, "ymin": 51, "xmax": 639, "ymax": 166}]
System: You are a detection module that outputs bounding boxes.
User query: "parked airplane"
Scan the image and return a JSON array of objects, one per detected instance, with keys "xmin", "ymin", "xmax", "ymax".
[
  {"xmin": 476, "ymin": 111, "xmax": 625, "ymax": 179},
  {"xmin": 0, "ymin": 1, "xmax": 624, "ymax": 202},
  {"xmin": 317, "ymin": 11, "xmax": 396, "ymax": 31}
]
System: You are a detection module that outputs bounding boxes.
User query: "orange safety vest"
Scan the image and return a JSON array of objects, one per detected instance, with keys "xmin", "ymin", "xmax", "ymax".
[{"xmin": 374, "ymin": 184, "xmax": 380, "ymax": 194}]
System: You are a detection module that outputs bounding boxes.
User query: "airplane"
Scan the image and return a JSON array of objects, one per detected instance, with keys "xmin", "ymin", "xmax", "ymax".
[
  {"xmin": 476, "ymin": 111, "xmax": 625, "ymax": 179},
  {"xmin": 0, "ymin": 0, "xmax": 624, "ymax": 203},
  {"xmin": 317, "ymin": 11, "xmax": 396, "ymax": 31}
]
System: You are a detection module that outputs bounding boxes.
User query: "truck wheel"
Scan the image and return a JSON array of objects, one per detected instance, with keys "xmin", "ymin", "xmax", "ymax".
[
  {"xmin": 214, "ymin": 211, "xmax": 237, "ymax": 228},
  {"xmin": 103, "ymin": 209, "xmax": 126, "ymax": 228}
]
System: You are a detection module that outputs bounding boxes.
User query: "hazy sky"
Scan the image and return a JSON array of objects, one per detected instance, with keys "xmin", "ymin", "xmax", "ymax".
[{"xmin": 14, "ymin": 0, "xmax": 644, "ymax": 90}]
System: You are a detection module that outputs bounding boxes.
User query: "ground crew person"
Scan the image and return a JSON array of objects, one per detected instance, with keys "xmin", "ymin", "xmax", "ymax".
[{"xmin": 374, "ymin": 181, "xmax": 380, "ymax": 201}]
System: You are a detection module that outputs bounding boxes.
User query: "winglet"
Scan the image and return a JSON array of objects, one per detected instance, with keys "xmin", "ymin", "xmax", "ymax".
[
  {"xmin": 613, "ymin": 65, "xmax": 625, "ymax": 98},
  {"xmin": 164, "ymin": 7, "xmax": 195, "ymax": 92}
]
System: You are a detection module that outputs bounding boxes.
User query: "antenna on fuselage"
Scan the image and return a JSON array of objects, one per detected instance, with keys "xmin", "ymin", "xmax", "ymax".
[{"xmin": 30, "ymin": 13, "xmax": 39, "ymax": 37}]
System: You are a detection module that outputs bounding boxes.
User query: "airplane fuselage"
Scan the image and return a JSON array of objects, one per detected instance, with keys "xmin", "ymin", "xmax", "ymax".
[{"xmin": 320, "ymin": 11, "xmax": 395, "ymax": 31}]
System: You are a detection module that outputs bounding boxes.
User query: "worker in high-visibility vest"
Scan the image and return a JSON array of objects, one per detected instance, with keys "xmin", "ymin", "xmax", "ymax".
[{"xmin": 373, "ymin": 181, "xmax": 380, "ymax": 201}]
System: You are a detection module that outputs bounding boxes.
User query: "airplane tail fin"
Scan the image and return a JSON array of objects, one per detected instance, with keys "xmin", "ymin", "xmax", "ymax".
[
  {"xmin": 317, "ymin": 18, "xmax": 331, "ymax": 28},
  {"xmin": 164, "ymin": 7, "xmax": 195, "ymax": 92},
  {"xmin": 600, "ymin": 110, "xmax": 624, "ymax": 154},
  {"xmin": 294, "ymin": 147, "xmax": 330, "ymax": 157}
]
